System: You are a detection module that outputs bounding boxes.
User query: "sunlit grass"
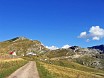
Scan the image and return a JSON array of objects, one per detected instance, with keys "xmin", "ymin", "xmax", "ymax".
[
  {"xmin": 38, "ymin": 62, "xmax": 104, "ymax": 78},
  {"xmin": 0, "ymin": 58, "xmax": 28, "ymax": 78},
  {"xmin": 36, "ymin": 62, "xmax": 56, "ymax": 78},
  {"xmin": 44, "ymin": 60, "xmax": 104, "ymax": 74}
]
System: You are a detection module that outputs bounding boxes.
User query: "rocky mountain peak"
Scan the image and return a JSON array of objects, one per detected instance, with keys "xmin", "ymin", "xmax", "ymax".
[
  {"xmin": 17, "ymin": 36, "xmax": 27, "ymax": 40},
  {"xmin": 88, "ymin": 44, "xmax": 104, "ymax": 53},
  {"xmin": 6, "ymin": 36, "xmax": 29, "ymax": 42}
]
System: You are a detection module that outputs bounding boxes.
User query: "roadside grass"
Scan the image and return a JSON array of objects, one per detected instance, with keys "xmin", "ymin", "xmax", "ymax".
[
  {"xmin": 0, "ymin": 58, "xmax": 28, "ymax": 78},
  {"xmin": 43, "ymin": 60, "xmax": 104, "ymax": 75},
  {"xmin": 37, "ymin": 61, "xmax": 104, "ymax": 78},
  {"xmin": 36, "ymin": 62, "xmax": 56, "ymax": 78}
]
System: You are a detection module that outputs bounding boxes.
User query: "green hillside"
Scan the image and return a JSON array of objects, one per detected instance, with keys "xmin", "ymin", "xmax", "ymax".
[
  {"xmin": 0, "ymin": 37, "xmax": 104, "ymax": 78},
  {"xmin": 0, "ymin": 37, "xmax": 47, "ymax": 58},
  {"xmin": 37, "ymin": 61, "xmax": 104, "ymax": 78}
]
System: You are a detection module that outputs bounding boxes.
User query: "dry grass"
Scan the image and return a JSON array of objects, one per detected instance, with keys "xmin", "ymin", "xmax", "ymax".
[
  {"xmin": 39, "ymin": 62, "xmax": 104, "ymax": 78},
  {"xmin": 0, "ymin": 58, "xmax": 28, "ymax": 78},
  {"xmin": 0, "ymin": 58, "xmax": 23, "ymax": 62}
]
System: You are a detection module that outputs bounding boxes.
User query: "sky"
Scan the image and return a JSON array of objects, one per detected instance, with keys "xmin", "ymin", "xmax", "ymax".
[{"xmin": 0, "ymin": 0, "xmax": 104, "ymax": 48}]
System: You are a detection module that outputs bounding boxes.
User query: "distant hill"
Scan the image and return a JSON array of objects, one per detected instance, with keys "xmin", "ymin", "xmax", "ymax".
[
  {"xmin": 0, "ymin": 37, "xmax": 48, "ymax": 58},
  {"xmin": 43, "ymin": 46, "xmax": 104, "ymax": 70},
  {"xmin": 0, "ymin": 37, "xmax": 104, "ymax": 70},
  {"xmin": 38, "ymin": 46, "xmax": 104, "ymax": 78},
  {"xmin": 88, "ymin": 45, "xmax": 104, "ymax": 53}
]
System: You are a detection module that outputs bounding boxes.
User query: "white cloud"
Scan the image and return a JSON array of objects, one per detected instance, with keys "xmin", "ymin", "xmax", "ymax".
[
  {"xmin": 46, "ymin": 46, "xmax": 59, "ymax": 50},
  {"xmin": 92, "ymin": 37, "xmax": 100, "ymax": 40},
  {"xmin": 62, "ymin": 44, "xmax": 71, "ymax": 49},
  {"xmin": 89, "ymin": 26, "xmax": 104, "ymax": 36},
  {"xmin": 79, "ymin": 32, "xmax": 87, "ymax": 38},
  {"xmin": 78, "ymin": 26, "xmax": 104, "ymax": 41}
]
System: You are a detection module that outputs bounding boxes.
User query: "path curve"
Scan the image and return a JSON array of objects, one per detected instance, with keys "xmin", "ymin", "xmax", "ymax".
[{"xmin": 8, "ymin": 61, "xmax": 40, "ymax": 78}]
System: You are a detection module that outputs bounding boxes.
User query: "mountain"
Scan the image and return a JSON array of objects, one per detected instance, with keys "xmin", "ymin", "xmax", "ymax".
[
  {"xmin": 88, "ymin": 45, "xmax": 104, "ymax": 53},
  {"xmin": 0, "ymin": 37, "xmax": 104, "ymax": 78},
  {"xmin": 0, "ymin": 37, "xmax": 48, "ymax": 58},
  {"xmin": 44, "ymin": 45, "xmax": 103, "ymax": 59},
  {"xmin": 43, "ymin": 46, "xmax": 104, "ymax": 70},
  {"xmin": 0, "ymin": 37, "xmax": 104, "ymax": 70},
  {"xmin": 6, "ymin": 36, "xmax": 28, "ymax": 42}
]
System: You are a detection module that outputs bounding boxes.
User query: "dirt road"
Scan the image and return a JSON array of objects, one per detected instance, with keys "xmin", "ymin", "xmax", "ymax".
[{"xmin": 8, "ymin": 61, "xmax": 40, "ymax": 78}]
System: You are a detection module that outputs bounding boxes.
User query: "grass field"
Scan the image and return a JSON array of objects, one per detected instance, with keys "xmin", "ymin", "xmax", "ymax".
[
  {"xmin": 44, "ymin": 60, "xmax": 104, "ymax": 74},
  {"xmin": 0, "ymin": 58, "xmax": 28, "ymax": 78},
  {"xmin": 36, "ymin": 62, "xmax": 56, "ymax": 78},
  {"xmin": 37, "ymin": 61, "xmax": 104, "ymax": 78}
]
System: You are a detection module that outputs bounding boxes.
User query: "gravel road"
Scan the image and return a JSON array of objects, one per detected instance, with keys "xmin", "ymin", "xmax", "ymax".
[{"xmin": 8, "ymin": 61, "xmax": 40, "ymax": 78}]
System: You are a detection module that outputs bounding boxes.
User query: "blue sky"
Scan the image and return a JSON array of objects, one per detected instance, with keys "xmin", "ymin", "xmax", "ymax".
[{"xmin": 0, "ymin": 0, "xmax": 104, "ymax": 48}]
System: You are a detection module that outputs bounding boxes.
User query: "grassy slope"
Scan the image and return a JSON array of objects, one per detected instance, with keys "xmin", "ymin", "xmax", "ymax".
[
  {"xmin": 0, "ymin": 38, "xmax": 47, "ymax": 57},
  {"xmin": 44, "ymin": 60, "xmax": 104, "ymax": 74},
  {"xmin": 44, "ymin": 49, "xmax": 74, "ymax": 58},
  {"xmin": 0, "ymin": 58, "xmax": 28, "ymax": 78},
  {"xmin": 36, "ymin": 62, "xmax": 56, "ymax": 78},
  {"xmin": 37, "ymin": 61, "xmax": 104, "ymax": 78}
]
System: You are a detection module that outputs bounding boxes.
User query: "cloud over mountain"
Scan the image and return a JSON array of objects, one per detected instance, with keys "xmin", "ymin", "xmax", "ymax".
[
  {"xmin": 46, "ymin": 46, "xmax": 59, "ymax": 50},
  {"xmin": 62, "ymin": 44, "xmax": 71, "ymax": 49},
  {"xmin": 79, "ymin": 26, "xmax": 104, "ymax": 41}
]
